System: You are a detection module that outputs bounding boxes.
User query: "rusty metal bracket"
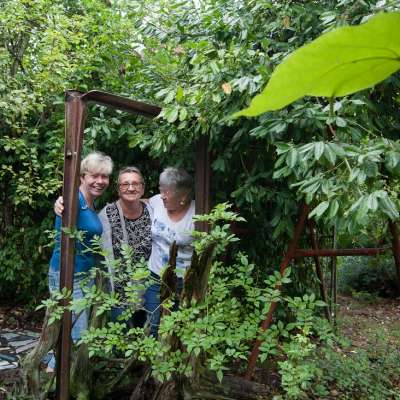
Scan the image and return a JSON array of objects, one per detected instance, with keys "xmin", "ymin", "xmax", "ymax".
[
  {"xmin": 57, "ymin": 89, "xmax": 211, "ymax": 400},
  {"xmin": 245, "ymin": 203, "xmax": 309, "ymax": 380},
  {"xmin": 245, "ymin": 203, "xmax": 400, "ymax": 380}
]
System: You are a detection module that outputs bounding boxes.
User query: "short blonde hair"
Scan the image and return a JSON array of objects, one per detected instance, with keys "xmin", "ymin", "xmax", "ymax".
[{"xmin": 80, "ymin": 152, "xmax": 113, "ymax": 176}]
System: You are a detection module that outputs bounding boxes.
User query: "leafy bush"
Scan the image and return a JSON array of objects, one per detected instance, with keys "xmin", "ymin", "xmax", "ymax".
[
  {"xmin": 40, "ymin": 204, "xmax": 335, "ymax": 398},
  {"xmin": 310, "ymin": 338, "xmax": 400, "ymax": 400},
  {"xmin": 0, "ymin": 217, "xmax": 53, "ymax": 304},
  {"xmin": 338, "ymin": 256, "xmax": 398, "ymax": 298}
]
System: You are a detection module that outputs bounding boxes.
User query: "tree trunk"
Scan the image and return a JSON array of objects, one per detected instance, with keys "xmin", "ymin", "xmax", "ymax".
[
  {"xmin": 151, "ymin": 372, "xmax": 271, "ymax": 400},
  {"xmin": 184, "ymin": 372, "xmax": 271, "ymax": 400},
  {"xmin": 21, "ymin": 304, "xmax": 61, "ymax": 399}
]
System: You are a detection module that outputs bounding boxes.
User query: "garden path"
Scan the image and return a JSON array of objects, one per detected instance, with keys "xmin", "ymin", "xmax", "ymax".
[{"xmin": 0, "ymin": 329, "xmax": 40, "ymax": 371}]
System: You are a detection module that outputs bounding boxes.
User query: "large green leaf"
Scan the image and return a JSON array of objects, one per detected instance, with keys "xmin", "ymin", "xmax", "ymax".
[{"xmin": 234, "ymin": 12, "xmax": 400, "ymax": 117}]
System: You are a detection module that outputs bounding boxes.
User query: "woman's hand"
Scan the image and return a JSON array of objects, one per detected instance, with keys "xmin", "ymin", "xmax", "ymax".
[{"xmin": 54, "ymin": 196, "xmax": 64, "ymax": 216}]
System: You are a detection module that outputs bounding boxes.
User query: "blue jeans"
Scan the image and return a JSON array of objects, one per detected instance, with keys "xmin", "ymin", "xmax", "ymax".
[
  {"xmin": 47, "ymin": 270, "xmax": 91, "ymax": 369},
  {"xmin": 110, "ymin": 307, "xmax": 146, "ymax": 329},
  {"xmin": 144, "ymin": 272, "xmax": 183, "ymax": 338}
]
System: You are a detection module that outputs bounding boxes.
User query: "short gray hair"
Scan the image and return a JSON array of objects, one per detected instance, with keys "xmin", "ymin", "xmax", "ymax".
[
  {"xmin": 117, "ymin": 166, "xmax": 144, "ymax": 184},
  {"xmin": 80, "ymin": 152, "xmax": 113, "ymax": 176},
  {"xmin": 159, "ymin": 167, "xmax": 192, "ymax": 193}
]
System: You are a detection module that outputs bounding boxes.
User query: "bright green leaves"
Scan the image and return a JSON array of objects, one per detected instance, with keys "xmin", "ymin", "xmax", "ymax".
[
  {"xmin": 234, "ymin": 12, "xmax": 400, "ymax": 117},
  {"xmin": 308, "ymin": 201, "xmax": 330, "ymax": 219},
  {"xmin": 273, "ymin": 138, "xmax": 400, "ymax": 228}
]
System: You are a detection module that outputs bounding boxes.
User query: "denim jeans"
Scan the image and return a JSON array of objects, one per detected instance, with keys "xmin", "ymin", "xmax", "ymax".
[
  {"xmin": 144, "ymin": 272, "xmax": 183, "ymax": 338},
  {"xmin": 47, "ymin": 270, "xmax": 91, "ymax": 369},
  {"xmin": 110, "ymin": 307, "xmax": 147, "ymax": 329}
]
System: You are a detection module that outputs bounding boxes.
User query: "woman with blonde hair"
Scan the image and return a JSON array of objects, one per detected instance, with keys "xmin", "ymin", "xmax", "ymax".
[{"xmin": 47, "ymin": 151, "xmax": 113, "ymax": 371}]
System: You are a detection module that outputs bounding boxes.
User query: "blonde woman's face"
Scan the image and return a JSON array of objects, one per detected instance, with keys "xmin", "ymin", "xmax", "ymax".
[{"xmin": 80, "ymin": 170, "xmax": 110, "ymax": 199}]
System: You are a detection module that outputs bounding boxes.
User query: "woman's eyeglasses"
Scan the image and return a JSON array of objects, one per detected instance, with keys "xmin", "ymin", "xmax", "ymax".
[{"xmin": 119, "ymin": 182, "xmax": 143, "ymax": 190}]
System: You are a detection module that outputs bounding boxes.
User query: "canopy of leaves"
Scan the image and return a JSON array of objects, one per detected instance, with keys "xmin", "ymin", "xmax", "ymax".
[
  {"xmin": 234, "ymin": 12, "xmax": 400, "ymax": 116},
  {"xmin": 0, "ymin": 0, "xmax": 399, "ymax": 302}
]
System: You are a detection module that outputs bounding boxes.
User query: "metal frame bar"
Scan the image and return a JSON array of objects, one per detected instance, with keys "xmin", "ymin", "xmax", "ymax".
[
  {"xmin": 389, "ymin": 221, "xmax": 400, "ymax": 292},
  {"xmin": 293, "ymin": 247, "xmax": 390, "ymax": 257},
  {"xmin": 245, "ymin": 203, "xmax": 309, "ymax": 380},
  {"xmin": 308, "ymin": 220, "xmax": 331, "ymax": 322},
  {"xmin": 245, "ymin": 202, "xmax": 400, "ymax": 380},
  {"xmin": 57, "ymin": 89, "xmax": 213, "ymax": 400},
  {"xmin": 56, "ymin": 91, "xmax": 87, "ymax": 399}
]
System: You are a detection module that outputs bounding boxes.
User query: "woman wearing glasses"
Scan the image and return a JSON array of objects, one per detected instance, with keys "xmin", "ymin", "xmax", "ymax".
[{"xmin": 98, "ymin": 166, "xmax": 152, "ymax": 327}]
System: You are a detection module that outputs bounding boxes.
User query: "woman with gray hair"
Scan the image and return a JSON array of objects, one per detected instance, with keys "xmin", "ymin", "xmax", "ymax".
[{"xmin": 144, "ymin": 167, "xmax": 195, "ymax": 337}]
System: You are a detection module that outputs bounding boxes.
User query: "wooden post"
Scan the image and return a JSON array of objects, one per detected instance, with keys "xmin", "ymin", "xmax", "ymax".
[
  {"xmin": 389, "ymin": 221, "xmax": 400, "ymax": 294},
  {"xmin": 308, "ymin": 220, "xmax": 331, "ymax": 322}
]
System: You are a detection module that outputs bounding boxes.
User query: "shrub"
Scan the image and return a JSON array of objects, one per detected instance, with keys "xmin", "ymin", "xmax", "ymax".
[
  {"xmin": 311, "ymin": 338, "xmax": 400, "ymax": 399},
  {"xmin": 338, "ymin": 256, "xmax": 398, "ymax": 298}
]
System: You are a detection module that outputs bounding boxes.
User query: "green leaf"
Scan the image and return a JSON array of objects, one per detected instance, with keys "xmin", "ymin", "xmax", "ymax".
[
  {"xmin": 314, "ymin": 142, "xmax": 325, "ymax": 160},
  {"xmin": 335, "ymin": 116, "xmax": 347, "ymax": 127},
  {"xmin": 309, "ymin": 201, "xmax": 330, "ymax": 219},
  {"xmin": 379, "ymin": 195, "xmax": 399, "ymax": 220},
  {"xmin": 367, "ymin": 192, "xmax": 378, "ymax": 211},
  {"xmin": 176, "ymin": 86, "xmax": 184, "ymax": 102},
  {"xmin": 179, "ymin": 108, "xmax": 188, "ymax": 121},
  {"xmin": 165, "ymin": 107, "xmax": 179, "ymax": 123},
  {"xmin": 329, "ymin": 142, "xmax": 346, "ymax": 157},
  {"xmin": 233, "ymin": 12, "xmax": 400, "ymax": 117},
  {"xmin": 355, "ymin": 196, "xmax": 369, "ymax": 223},
  {"xmin": 328, "ymin": 199, "xmax": 339, "ymax": 219},
  {"xmin": 286, "ymin": 149, "xmax": 298, "ymax": 168},
  {"xmin": 275, "ymin": 142, "xmax": 291, "ymax": 155},
  {"xmin": 323, "ymin": 145, "xmax": 336, "ymax": 165}
]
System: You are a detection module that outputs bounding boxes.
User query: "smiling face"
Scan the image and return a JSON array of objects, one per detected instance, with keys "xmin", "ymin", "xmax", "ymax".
[
  {"xmin": 118, "ymin": 171, "xmax": 145, "ymax": 203},
  {"xmin": 80, "ymin": 170, "xmax": 110, "ymax": 202}
]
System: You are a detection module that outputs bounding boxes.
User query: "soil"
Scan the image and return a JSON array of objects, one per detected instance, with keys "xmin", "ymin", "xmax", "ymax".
[
  {"xmin": 336, "ymin": 295, "xmax": 400, "ymax": 348},
  {"xmin": 0, "ymin": 303, "xmax": 43, "ymax": 332}
]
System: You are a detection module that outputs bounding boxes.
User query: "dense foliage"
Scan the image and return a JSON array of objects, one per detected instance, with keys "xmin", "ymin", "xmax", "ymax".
[
  {"xmin": 39, "ymin": 204, "xmax": 334, "ymax": 399},
  {"xmin": 338, "ymin": 255, "xmax": 398, "ymax": 298},
  {"xmin": 2, "ymin": 0, "xmax": 399, "ymax": 398},
  {"xmin": 1, "ymin": 0, "xmax": 399, "ymax": 303}
]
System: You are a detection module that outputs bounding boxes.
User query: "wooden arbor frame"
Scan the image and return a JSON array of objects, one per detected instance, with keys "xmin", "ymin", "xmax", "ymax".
[
  {"xmin": 57, "ymin": 90, "xmax": 210, "ymax": 400},
  {"xmin": 245, "ymin": 202, "xmax": 400, "ymax": 379}
]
